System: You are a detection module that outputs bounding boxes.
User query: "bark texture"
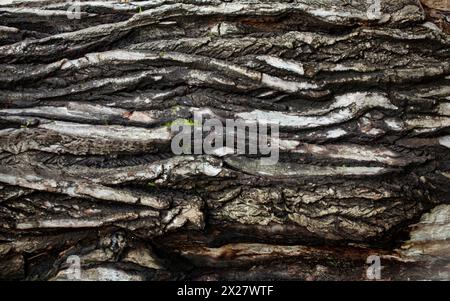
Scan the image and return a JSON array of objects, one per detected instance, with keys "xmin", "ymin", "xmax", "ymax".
[{"xmin": 0, "ymin": 0, "xmax": 449, "ymax": 281}]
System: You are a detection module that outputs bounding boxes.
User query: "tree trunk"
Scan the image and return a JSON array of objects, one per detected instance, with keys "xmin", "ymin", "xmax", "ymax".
[{"xmin": 0, "ymin": 0, "xmax": 449, "ymax": 281}]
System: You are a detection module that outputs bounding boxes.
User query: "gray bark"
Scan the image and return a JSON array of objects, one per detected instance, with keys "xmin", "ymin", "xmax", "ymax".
[{"xmin": 0, "ymin": 0, "xmax": 449, "ymax": 281}]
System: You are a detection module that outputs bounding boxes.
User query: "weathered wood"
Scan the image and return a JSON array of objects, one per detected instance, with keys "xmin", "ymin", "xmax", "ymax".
[{"xmin": 0, "ymin": 0, "xmax": 449, "ymax": 280}]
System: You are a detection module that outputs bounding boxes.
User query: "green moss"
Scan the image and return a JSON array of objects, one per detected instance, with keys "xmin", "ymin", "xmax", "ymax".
[{"xmin": 164, "ymin": 118, "xmax": 199, "ymax": 128}]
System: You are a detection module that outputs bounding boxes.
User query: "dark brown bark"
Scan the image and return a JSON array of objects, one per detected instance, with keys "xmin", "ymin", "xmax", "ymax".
[{"xmin": 0, "ymin": 0, "xmax": 449, "ymax": 281}]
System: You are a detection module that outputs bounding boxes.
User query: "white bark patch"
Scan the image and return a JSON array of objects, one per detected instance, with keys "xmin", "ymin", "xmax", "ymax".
[
  {"xmin": 164, "ymin": 200, "xmax": 204, "ymax": 231},
  {"xmin": 81, "ymin": 267, "xmax": 144, "ymax": 281},
  {"xmin": 406, "ymin": 116, "xmax": 450, "ymax": 133},
  {"xmin": 210, "ymin": 147, "xmax": 235, "ymax": 157},
  {"xmin": 123, "ymin": 247, "xmax": 163, "ymax": 270},
  {"xmin": 16, "ymin": 212, "xmax": 140, "ymax": 229},
  {"xmin": 422, "ymin": 22, "xmax": 442, "ymax": 32},
  {"xmin": 438, "ymin": 103, "xmax": 450, "ymax": 116},
  {"xmin": 0, "ymin": 103, "xmax": 126, "ymax": 123},
  {"xmin": 385, "ymin": 118, "xmax": 404, "ymax": 131},
  {"xmin": 411, "ymin": 205, "xmax": 450, "ymax": 242},
  {"xmin": 326, "ymin": 129, "xmax": 347, "ymax": 138},
  {"xmin": 0, "ymin": 25, "xmax": 18, "ymax": 32},
  {"xmin": 438, "ymin": 136, "xmax": 450, "ymax": 148},
  {"xmin": 291, "ymin": 143, "xmax": 408, "ymax": 166},
  {"xmin": 257, "ymin": 55, "xmax": 305, "ymax": 75},
  {"xmin": 225, "ymin": 157, "xmax": 391, "ymax": 177},
  {"xmin": 277, "ymin": 139, "xmax": 301, "ymax": 151},
  {"xmin": 236, "ymin": 92, "xmax": 396, "ymax": 129},
  {"xmin": 260, "ymin": 74, "xmax": 318, "ymax": 92},
  {"xmin": 39, "ymin": 121, "xmax": 171, "ymax": 141},
  {"xmin": 0, "ymin": 171, "xmax": 169, "ymax": 209},
  {"xmin": 0, "ymin": 7, "xmax": 93, "ymax": 17},
  {"xmin": 60, "ymin": 50, "xmax": 152, "ymax": 70},
  {"xmin": 210, "ymin": 22, "xmax": 239, "ymax": 36},
  {"xmin": 199, "ymin": 162, "xmax": 222, "ymax": 177},
  {"xmin": 400, "ymin": 205, "xmax": 450, "ymax": 259}
]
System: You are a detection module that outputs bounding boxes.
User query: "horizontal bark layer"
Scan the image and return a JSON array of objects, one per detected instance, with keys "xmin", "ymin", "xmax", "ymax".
[{"xmin": 0, "ymin": 0, "xmax": 449, "ymax": 280}]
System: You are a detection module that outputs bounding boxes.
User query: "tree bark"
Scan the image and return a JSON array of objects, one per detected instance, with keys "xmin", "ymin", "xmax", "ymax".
[{"xmin": 0, "ymin": 0, "xmax": 449, "ymax": 281}]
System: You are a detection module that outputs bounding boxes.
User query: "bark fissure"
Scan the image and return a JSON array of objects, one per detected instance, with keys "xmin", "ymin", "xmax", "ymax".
[{"xmin": 0, "ymin": 0, "xmax": 449, "ymax": 281}]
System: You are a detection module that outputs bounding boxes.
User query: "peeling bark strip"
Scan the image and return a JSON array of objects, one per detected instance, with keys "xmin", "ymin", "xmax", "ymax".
[{"xmin": 0, "ymin": 0, "xmax": 449, "ymax": 281}]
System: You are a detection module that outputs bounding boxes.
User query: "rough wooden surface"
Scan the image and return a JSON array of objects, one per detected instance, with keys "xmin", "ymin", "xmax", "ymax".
[{"xmin": 0, "ymin": 0, "xmax": 449, "ymax": 280}]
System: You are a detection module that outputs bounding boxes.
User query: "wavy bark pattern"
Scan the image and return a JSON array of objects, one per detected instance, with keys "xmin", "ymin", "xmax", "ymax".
[{"xmin": 0, "ymin": 0, "xmax": 449, "ymax": 280}]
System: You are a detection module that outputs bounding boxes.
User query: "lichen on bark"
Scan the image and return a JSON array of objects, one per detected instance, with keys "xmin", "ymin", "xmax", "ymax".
[{"xmin": 0, "ymin": 0, "xmax": 449, "ymax": 281}]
